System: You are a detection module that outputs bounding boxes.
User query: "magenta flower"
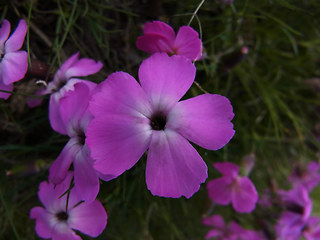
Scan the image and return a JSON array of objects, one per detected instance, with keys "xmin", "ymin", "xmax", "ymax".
[
  {"xmin": 30, "ymin": 172, "xmax": 107, "ymax": 240},
  {"xmin": 207, "ymin": 162, "xmax": 258, "ymax": 213},
  {"xmin": 0, "ymin": 19, "xmax": 28, "ymax": 99},
  {"xmin": 136, "ymin": 21, "xmax": 203, "ymax": 61},
  {"xmin": 86, "ymin": 53, "xmax": 235, "ymax": 198},
  {"xmin": 303, "ymin": 217, "xmax": 320, "ymax": 240},
  {"xmin": 49, "ymin": 82, "xmax": 112, "ymax": 203},
  {"xmin": 27, "ymin": 52, "xmax": 102, "ymax": 134},
  {"xmin": 202, "ymin": 214, "xmax": 264, "ymax": 240},
  {"xmin": 289, "ymin": 161, "xmax": 320, "ymax": 192}
]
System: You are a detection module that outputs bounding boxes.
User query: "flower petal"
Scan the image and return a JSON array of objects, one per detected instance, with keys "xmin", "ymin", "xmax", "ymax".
[
  {"xmin": 87, "ymin": 72, "xmax": 152, "ymax": 177},
  {"xmin": 168, "ymin": 93, "xmax": 235, "ymax": 150},
  {"xmin": 5, "ymin": 19, "xmax": 27, "ymax": 53},
  {"xmin": 138, "ymin": 53, "xmax": 196, "ymax": 110},
  {"xmin": 30, "ymin": 207, "xmax": 53, "ymax": 239},
  {"xmin": 174, "ymin": 26, "xmax": 202, "ymax": 61},
  {"xmin": 202, "ymin": 214, "xmax": 225, "ymax": 229},
  {"xmin": 0, "ymin": 81, "xmax": 13, "ymax": 100},
  {"xmin": 54, "ymin": 52, "xmax": 80, "ymax": 81},
  {"xmin": 146, "ymin": 129, "xmax": 208, "ymax": 198},
  {"xmin": 68, "ymin": 200, "xmax": 107, "ymax": 237},
  {"xmin": 73, "ymin": 149, "xmax": 100, "ymax": 203},
  {"xmin": 232, "ymin": 177, "xmax": 258, "ymax": 213},
  {"xmin": 49, "ymin": 139, "xmax": 80, "ymax": 185},
  {"xmin": 136, "ymin": 34, "xmax": 174, "ymax": 54},
  {"xmin": 213, "ymin": 162, "xmax": 239, "ymax": 176},
  {"xmin": 0, "ymin": 19, "xmax": 10, "ymax": 47},
  {"xmin": 207, "ymin": 177, "xmax": 233, "ymax": 205},
  {"xmin": 65, "ymin": 58, "xmax": 102, "ymax": 79},
  {"xmin": 1, "ymin": 51, "xmax": 28, "ymax": 85},
  {"xmin": 52, "ymin": 226, "xmax": 81, "ymax": 240},
  {"xmin": 143, "ymin": 21, "xmax": 175, "ymax": 40}
]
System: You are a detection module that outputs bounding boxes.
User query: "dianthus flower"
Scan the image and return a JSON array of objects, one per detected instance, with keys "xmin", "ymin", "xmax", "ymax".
[
  {"xmin": 136, "ymin": 21, "xmax": 202, "ymax": 61},
  {"xmin": 0, "ymin": 19, "xmax": 28, "ymax": 99},
  {"xmin": 30, "ymin": 172, "xmax": 107, "ymax": 240},
  {"xmin": 202, "ymin": 214, "xmax": 264, "ymax": 240},
  {"xmin": 28, "ymin": 52, "xmax": 102, "ymax": 134},
  {"xmin": 49, "ymin": 82, "xmax": 112, "ymax": 203},
  {"xmin": 276, "ymin": 185, "xmax": 312, "ymax": 240},
  {"xmin": 206, "ymin": 162, "xmax": 258, "ymax": 213},
  {"xmin": 86, "ymin": 53, "xmax": 235, "ymax": 198}
]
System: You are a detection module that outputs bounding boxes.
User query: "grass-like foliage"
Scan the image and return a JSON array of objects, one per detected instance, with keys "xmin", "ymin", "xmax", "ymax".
[{"xmin": 1, "ymin": 0, "xmax": 320, "ymax": 239}]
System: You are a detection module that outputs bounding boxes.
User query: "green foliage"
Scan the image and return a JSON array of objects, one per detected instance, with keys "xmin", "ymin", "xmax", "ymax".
[{"xmin": 1, "ymin": 0, "xmax": 320, "ymax": 239}]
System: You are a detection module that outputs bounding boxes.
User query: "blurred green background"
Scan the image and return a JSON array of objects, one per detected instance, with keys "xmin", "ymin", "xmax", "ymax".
[{"xmin": 1, "ymin": 0, "xmax": 320, "ymax": 239}]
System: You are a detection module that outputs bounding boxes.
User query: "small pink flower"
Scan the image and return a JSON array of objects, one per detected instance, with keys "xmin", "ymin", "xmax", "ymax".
[
  {"xmin": 136, "ymin": 21, "xmax": 203, "ymax": 61},
  {"xmin": 49, "ymin": 82, "xmax": 113, "ymax": 203},
  {"xmin": 86, "ymin": 53, "xmax": 235, "ymax": 198},
  {"xmin": 207, "ymin": 162, "xmax": 258, "ymax": 213},
  {"xmin": 28, "ymin": 52, "xmax": 102, "ymax": 134},
  {"xmin": 30, "ymin": 172, "xmax": 107, "ymax": 240},
  {"xmin": 0, "ymin": 19, "xmax": 28, "ymax": 99}
]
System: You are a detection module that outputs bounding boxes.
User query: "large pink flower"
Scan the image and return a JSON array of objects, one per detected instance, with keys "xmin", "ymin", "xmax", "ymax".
[
  {"xmin": 0, "ymin": 19, "xmax": 28, "ymax": 99},
  {"xmin": 30, "ymin": 172, "xmax": 107, "ymax": 240},
  {"xmin": 86, "ymin": 53, "xmax": 235, "ymax": 198},
  {"xmin": 49, "ymin": 82, "xmax": 112, "ymax": 203},
  {"xmin": 136, "ymin": 21, "xmax": 203, "ymax": 61},
  {"xmin": 207, "ymin": 162, "xmax": 258, "ymax": 213}
]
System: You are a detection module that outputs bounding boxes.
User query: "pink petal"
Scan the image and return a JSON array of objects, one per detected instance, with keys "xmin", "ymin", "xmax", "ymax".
[
  {"xmin": 207, "ymin": 177, "xmax": 233, "ymax": 205},
  {"xmin": 1, "ymin": 51, "xmax": 28, "ymax": 85},
  {"xmin": 65, "ymin": 58, "xmax": 102, "ymax": 79},
  {"xmin": 55, "ymin": 52, "xmax": 80, "ymax": 80},
  {"xmin": 213, "ymin": 162, "xmax": 239, "ymax": 176},
  {"xmin": 146, "ymin": 129, "xmax": 208, "ymax": 198},
  {"xmin": 168, "ymin": 94, "xmax": 235, "ymax": 150},
  {"xmin": 30, "ymin": 207, "xmax": 53, "ymax": 239},
  {"xmin": 143, "ymin": 21, "xmax": 175, "ymax": 42},
  {"xmin": 0, "ymin": 81, "xmax": 13, "ymax": 99},
  {"xmin": 174, "ymin": 26, "xmax": 203, "ymax": 61},
  {"xmin": 51, "ymin": 226, "xmax": 81, "ymax": 240},
  {"xmin": 205, "ymin": 229, "xmax": 222, "ymax": 239},
  {"xmin": 5, "ymin": 19, "xmax": 27, "ymax": 53},
  {"xmin": 49, "ymin": 93, "xmax": 68, "ymax": 134},
  {"xmin": 202, "ymin": 214, "xmax": 225, "ymax": 229},
  {"xmin": 232, "ymin": 177, "xmax": 258, "ymax": 213},
  {"xmin": 0, "ymin": 19, "xmax": 10, "ymax": 47},
  {"xmin": 139, "ymin": 53, "xmax": 196, "ymax": 110},
  {"xmin": 87, "ymin": 72, "xmax": 152, "ymax": 177},
  {"xmin": 49, "ymin": 139, "xmax": 80, "ymax": 185},
  {"xmin": 68, "ymin": 200, "xmax": 107, "ymax": 237},
  {"xmin": 73, "ymin": 149, "xmax": 100, "ymax": 203},
  {"xmin": 136, "ymin": 34, "xmax": 174, "ymax": 54}
]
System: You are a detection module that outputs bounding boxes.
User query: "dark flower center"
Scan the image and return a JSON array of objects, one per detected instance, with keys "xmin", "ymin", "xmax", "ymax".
[
  {"xmin": 78, "ymin": 131, "xmax": 86, "ymax": 145},
  {"xmin": 56, "ymin": 211, "xmax": 69, "ymax": 221},
  {"xmin": 286, "ymin": 201, "xmax": 304, "ymax": 215},
  {"xmin": 150, "ymin": 112, "xmax": 167, "ymax": 131}
]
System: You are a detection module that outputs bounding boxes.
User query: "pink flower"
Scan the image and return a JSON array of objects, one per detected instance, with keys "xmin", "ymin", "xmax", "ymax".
[
  {"xmin": 49, "ymin": 82, "xmax": 112, "ymax": 203},
  {"xmin": 136, "ymin": 21, "xmax": 203, "ymax": 61},
  {"xmin": 202, "ymin": 214, "xmax": 264, "ymax": 240},
  {"xmin": 30, "ymin": 172, "xmax": 107, "ymax": 240},
  {"xmin": 28, "ymin": 52, "xmax": 102, "ymax": 134},
  {"xmin": 207, "ymin": 162, "xmax": 258, "ymax": 213},
  {"xmin": 86, "ymin": 53, "xmax": 235, "ymax": 198},
  {"xmin": 303, "ymin": 217, "xmax": 320, "ymax": 240},
  {"xmin": 0, "ymin": 19, "xmax": 28, "ymax": 99}
]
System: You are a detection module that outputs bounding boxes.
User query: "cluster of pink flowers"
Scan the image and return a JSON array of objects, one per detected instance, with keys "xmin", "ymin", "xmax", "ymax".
[{"xmin": 0, "ymin": 18, "xmax": 236, "ymax": 239}]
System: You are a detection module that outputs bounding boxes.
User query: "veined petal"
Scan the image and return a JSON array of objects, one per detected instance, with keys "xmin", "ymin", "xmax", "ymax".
[
  {"xmin": 174, "ymin": 26, "xmax": 202, "ymax": 61},
  {"xmin": 69, "ymin": 200, "xmax": 107, "ymax": 237},
  {"xmin": 136, "ymin": 34, "xmax": 174, "ymax": 54},
  {"xmin": 87, "ymin": 72, "xmax": 152, "ymax": 177},
  {"xmin": 0, "ymin": 19, "xmax": 10, "ymax": 47},
  {"xmin": 168, "ymin": 94, "xmax": 235, "ymax": 150},
  {"xmin": 30, "ymin": 207, "xmax": 53, "ymax": 239},
  {"xmin": 143, "ymin": 21, "xmax": 175, "ymax": 43},
  {"xmin": 232, "ymin": 177, "xmax": 258, "ymax": 213},
  {"xmin": 1, "ymin": 51, "xmax": 28, "ymax": 85},
  {"xmin": 207, "ymin": 177, "xmax": 233, "ymax": 205},
  {"xmin": 146, "ymin": 130, "xmax": 207, "ymax": 198},
  {"xmin": 73, "ymin": 149, "xmax": 100, "ymax": 203},
  {"xmin": 49, "ymin": 139, "xmax": 80, "ymax": 185},
  {"xmin": 138, "ymin": 53, "xmax": 196, "ymax": 110},
  {"xmin": 5, "ymin": 19, "xmax": 27, "ymax": 53},
  {"xmin": 0, "ymin": 81, "xmax": 13, "ymax": 99}
]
